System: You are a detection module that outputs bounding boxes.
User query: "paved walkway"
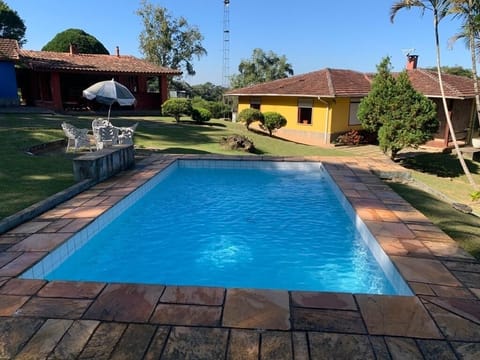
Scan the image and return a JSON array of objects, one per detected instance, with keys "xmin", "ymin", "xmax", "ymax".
[{"xmin": 0, "ymin": 155, "xmax": 479, "ymax": 359}]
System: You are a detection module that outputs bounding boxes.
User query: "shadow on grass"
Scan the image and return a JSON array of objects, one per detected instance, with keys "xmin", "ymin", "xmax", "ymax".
[
  {"xmin": 399, "ymin": 152, "xmax": 479, "ymax": 178},
  {"xmin": 388, "ymin": 182, "xmax": 480, "ymax": 260}
]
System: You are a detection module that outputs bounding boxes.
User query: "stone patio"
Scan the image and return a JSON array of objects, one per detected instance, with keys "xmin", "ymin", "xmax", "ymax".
[{"xmin": 0, "ymin": 154, "xmax": 479, "ymax": 359}]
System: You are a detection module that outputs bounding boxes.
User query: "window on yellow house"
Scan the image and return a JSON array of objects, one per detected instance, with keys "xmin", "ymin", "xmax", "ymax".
[
  {"xmin": 349, "ymin": 99, "xmax": 361, "ymax": 125},
  {"xmin": 250, "ymin": 97, "xmax": 261, "ymax": 110},
  {"xmin": 298, "ymin": 98, "xmax": 313, "ymax": 124}
]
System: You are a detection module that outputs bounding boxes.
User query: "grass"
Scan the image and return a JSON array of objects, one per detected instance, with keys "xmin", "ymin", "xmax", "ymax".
[
  {"xmin": 389, "ymin": 182, "xmax": 480, "ymax": 260},
  {"xmin": 0, "ymin": 113, "xmax": 347, "ymax": 218},
  {"xmin": 1, "ymin": 112, "xmax": 479, "ymax": 259}
]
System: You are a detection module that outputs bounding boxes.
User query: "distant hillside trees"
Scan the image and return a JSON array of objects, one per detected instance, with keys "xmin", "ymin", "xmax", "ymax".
[
  {"xmin": 230, "ymin": 48, "xmax": 294, "ymax": 88},
  {"xmin": 0, "ymin": 0, "xmax": 26, "ymax": 46},
  {"xmin": 42, "ymin": 28, "xmax": 109, "ymax": 54}
]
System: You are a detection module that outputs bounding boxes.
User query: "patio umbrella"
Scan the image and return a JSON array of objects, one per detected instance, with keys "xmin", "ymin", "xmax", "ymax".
[{"xmin": 82, "ymin": 79, "xmax": 136, "ymax": 120}]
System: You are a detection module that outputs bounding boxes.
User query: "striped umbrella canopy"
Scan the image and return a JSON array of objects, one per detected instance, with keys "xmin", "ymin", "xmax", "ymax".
[{"xmin": 83, "ymin": 79, "xmax": 136, "ymax": 119}]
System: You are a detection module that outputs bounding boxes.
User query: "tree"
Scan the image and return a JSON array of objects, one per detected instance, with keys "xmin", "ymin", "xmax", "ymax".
[
  {"xmin": 230, "ymin": 48, "xmax": 294, "ymax": 88},
  {"xmin": 137, "ymin": 0, "xmax": 207, "ymax": 76},
  {"xmin": 42, "ymin": 28, "xmax": 109, "ymax": 54},
  {"xmin": 260, "ymin": 112, "xmax": 287, "ymax": 136},
  {"xmin": 425, "ymin": 65, "xmax": 472, "ymax": 78},
  {"xmin": 0, "ymin": 0, "xmax": 26, "ymax": 46},
  {"xmin": 162, "ymin": 98, "xmax": 192, "ymax": 123},
  {"xmin": 191, "ymin": 82, "xmax": 226, "ymax": 102},
  {"xmin": 449, "ymin": 0, "xmax": 480, "ymax": 130},
  {"xmin": 357, "ymin": 57, "xmax": 397, "ymax": 133},
  {"xmin": 391, "ymin": 0, "xmax": 478, "ymax": 189},
  {"xmin": 237, "ymin": 108, "xmax": 264, "ymax": 130},
  {"xmin": 359, "ymin": 57, "xmax": 438, "ymax": 159}
]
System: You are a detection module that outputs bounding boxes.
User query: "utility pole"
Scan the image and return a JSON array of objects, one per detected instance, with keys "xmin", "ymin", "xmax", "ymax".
[{"xmin": 222, "ymin": 0, "xmax": 230, "ymax": 89}]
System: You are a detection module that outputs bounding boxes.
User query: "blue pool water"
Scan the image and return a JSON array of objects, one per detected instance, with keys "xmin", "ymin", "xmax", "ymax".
[{"xmin": 42, "ymin": 161, "xmax": 407, "ymax": 294}]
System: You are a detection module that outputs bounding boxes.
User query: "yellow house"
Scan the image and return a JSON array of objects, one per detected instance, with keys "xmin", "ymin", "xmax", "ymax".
[{"xmin": 225, "ymin": 62, "xmax": 476, "ymax": 147}]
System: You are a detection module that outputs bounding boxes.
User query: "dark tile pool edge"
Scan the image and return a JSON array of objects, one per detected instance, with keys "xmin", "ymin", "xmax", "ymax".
[{"xmin": 0, "ymin": 154, "xmax": 479, "ymax": 359}]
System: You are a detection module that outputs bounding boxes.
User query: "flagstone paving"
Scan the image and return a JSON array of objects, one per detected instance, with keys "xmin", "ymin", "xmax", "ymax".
[{"xmin": 0, "ymin": 154, "xmax": 479, "ymax": 359}]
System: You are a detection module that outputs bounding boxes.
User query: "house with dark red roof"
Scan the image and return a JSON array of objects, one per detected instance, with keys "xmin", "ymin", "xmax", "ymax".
[
  {"xmin": 226, "ymin": 56, "xmax": 476, "ymax": 148},
  {"xmin": 1, "ymin": 39, "xmax": 181, "ymax": 112}
]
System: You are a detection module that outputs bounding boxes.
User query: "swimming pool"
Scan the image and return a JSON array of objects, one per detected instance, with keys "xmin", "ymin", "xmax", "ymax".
[{"xmin": 22, "ymin": 160, "xmax": 412, "ymax": 295}]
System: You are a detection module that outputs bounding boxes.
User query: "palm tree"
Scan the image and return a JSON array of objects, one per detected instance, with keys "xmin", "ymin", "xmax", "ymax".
[
  {"xmin": 391, "ymin": 0, "xmax": 478, "ymax": 189},
  {"xmin": 449, "ymin": 0, "xmax": 480, "ymax": 130}
]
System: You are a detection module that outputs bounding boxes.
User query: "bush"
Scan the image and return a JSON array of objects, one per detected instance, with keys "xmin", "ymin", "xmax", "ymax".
[
  {"xmin": 335, "ymin": 130, "xmax": 363, "ymax": 145},
  {"xmin": 220, "ymin": 135, "xmax": 255, "ymax": 152},
  {"xmin": 191, "ymin": 107, "xmax": 212, "ymax": 123},
  {"xmin": 191, "ymin": 97, "xmax": 229, "ymax": 119},
  {"xmin": 260, "ymin": 111, "xmax": 287, "ymax": 136},
  {"xmin": 162, "ymin": 98, "xmax": 192, "ymax": 123},
  {"xmin": 237, "ymin": 108, "xmax": 264, "ymax": 130}
]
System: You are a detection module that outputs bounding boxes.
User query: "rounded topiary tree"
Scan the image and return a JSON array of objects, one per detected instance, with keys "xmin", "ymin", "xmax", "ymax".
[
  {"xmin": 260, "ymin": 111, "xmax": 287, "ymax": 136},
  {"xmin": 162, "ymin": 98, "xmax": 192, "ymax": 123},
  {"xmin": 237, "ymin": 108, "xmax": 264, "ymax": 130},
  {"xmin": 42, "ymin": 28, "xmax": 109, "ymax": 54},
  {"xmin": 191, "ymin": 107, "xmax": 211, "ymax": 123}
]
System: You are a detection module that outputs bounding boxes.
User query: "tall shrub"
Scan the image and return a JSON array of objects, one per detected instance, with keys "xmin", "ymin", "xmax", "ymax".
[
  {"xmin": 260, "ymin": 112, "xmax": 287, "ymax": 136},
  {"xmin": 162, "ymin": 98, "xmax": 192, "ymax": 123},
  {"xmin": 237, "ymin": 108, "xmax": 264, "ymax": 130}
]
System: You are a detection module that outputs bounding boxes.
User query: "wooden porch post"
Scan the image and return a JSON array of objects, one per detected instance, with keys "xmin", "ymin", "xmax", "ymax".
[
  {"xmin": 160, "ymin": 75, "xmax": 168, "ymax": 104},
  {"xmin": 51, "ymin": 72, "xmax": 63, "ymax": 111}
]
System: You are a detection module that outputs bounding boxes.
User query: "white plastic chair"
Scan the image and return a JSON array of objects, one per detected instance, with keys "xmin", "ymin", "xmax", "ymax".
[
  {"xmin": 61, "ymin": 122, "xmax": 92, "ymax": 152},
  {"xmin": 117, "ymin": 122, "xmax": 139, "ymax": 145}
]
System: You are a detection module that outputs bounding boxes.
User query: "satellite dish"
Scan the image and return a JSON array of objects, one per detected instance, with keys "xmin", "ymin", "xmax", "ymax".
[{"xmin": 402, "ymin": 48, "xmax": 416, "ymax": 56}]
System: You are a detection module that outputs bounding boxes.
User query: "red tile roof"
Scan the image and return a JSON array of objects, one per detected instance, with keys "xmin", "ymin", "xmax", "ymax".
[
  {"xmin": 0, "ymin": 38, "xmax": 180, "ymax": 75},
  {"xmin": 0, "ymin": 39, "xmax": 19, "ymax": 60},
  {"xmin": 18, "ymin": 49, "xmax": 181, "ymax": 75},
  {"xmin": 227, "ymin": 68, "xmax": 475, "ymax": 100}
]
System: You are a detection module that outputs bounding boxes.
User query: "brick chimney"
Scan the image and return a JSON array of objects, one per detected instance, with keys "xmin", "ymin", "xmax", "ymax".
[
  {"xmin": 406, "ymin": 54, "xmax": 418, "ymax": 70},
  {"xmin": 115, "ymin": 46, "xmax": 120, "ymax": 57}
]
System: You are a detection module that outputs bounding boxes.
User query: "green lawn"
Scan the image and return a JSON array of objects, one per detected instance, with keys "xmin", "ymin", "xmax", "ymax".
[{"xmin": 1, "ymin": 113, "xmax": 479, "ymax": 259}]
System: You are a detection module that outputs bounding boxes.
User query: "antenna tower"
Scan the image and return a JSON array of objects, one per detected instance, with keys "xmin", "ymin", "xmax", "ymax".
[{"xmin": 222, "ymin": 0, "xmax": 230, "ymax": 88}]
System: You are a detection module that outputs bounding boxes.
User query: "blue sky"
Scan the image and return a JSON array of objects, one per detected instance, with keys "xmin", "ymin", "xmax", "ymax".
[{"xmin": 9, "ymin": 0, "xmax": 473, "ymax": 85}]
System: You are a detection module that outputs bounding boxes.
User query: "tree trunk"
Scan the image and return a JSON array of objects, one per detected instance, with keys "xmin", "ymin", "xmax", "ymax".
[{"xmin": 433, "ymin": 9, "xmax": 478, "ymax": 190}]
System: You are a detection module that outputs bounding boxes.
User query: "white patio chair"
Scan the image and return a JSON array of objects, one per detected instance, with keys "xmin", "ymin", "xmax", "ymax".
[
  {"xmin": 93, "ymin": 125, "xmax": 119, "ymax": 150},
  {"xmin": 61, "ymin": 122, "xmax": 92, "ymax": 152},
  {"xmin": 117, "ymin": 122, "xmax": 139, "ymax": 145}
]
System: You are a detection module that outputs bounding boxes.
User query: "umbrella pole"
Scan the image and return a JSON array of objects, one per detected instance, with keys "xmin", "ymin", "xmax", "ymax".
[{"xmin": 107, "ymin": 103, "xmax": 112, "ymax": 121}]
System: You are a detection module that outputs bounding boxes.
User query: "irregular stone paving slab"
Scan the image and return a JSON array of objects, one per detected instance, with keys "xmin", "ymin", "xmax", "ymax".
[
  {"xmin": 0, "ymin": 317, "xmax": 44, "ymax": 359},
  {"xmin": 391, "ymin": 256, "xmax": 461, "ymax": 287},
  {"xmin": 78, "ymin": 322, "xmax": 126, "ymax": 360},
  {"xmin": 260, "ymin": 331, "xmax": 293, "ymax": 359},
  {"xmin": 451, "ymin": 342, "xmax": 480, "ymax": 359},
  {"xmin": 223, "ymin": 289, "xmax": 290, "ymax": 330},
  {"xmin": 0, "ymin": 278, "xmax": 45, "ymax": 295},
  {"xmin": 291, "ymin": 291, "xmax": 357, "ymax": 310},
  {"xmin": 443, "ymin": 260, "xmax": 480, "ymax": 273},
  {"xmin": 356, "ymin": 295, "xmax": 442, "ymax": 338},
  {"xmin": 49, "ymin": 320, "xmax": 99, "ymax": 360},
  {"xmin": 17, "ymin": 297, "xmax": 92, "ymax": 319},
  {"xmin": 423, "ymin": 297, "xmax": 480, "ymax": 324},
  {"xmin": 0, "ymin": 234, "xmax": 27, "ymax": 245},
  {"xmin": 8, "ymin": 232, "xmax": 71, "ymax": 252},
  {"xmin": 14, "ymin": 319, "xmax": 72, "ymax": 360},
  {"xmin": 292, "ymin": 307, "xmax": 366, "ymax": 333},
  {"xmin": 416, "ymin": 339, "xmax": 458, "ymax": 359},
  {"xmin": 422, "ymin": 240, "xmax": 473, "ymax": 259},
  {"xmin": 423, "ymin": 302, "xmax": 480, "ymax": 341},
  {"xmin": 109, "ymin": 323, "xmax": 157, "ymax": 360},
  {"xmin": 58, "ymin": 218, "xmax": 94, "ymax": 233},
  {"xmin": 292, "ymin": 332, "xmax": 309, "ymax": 360},
  {"xmin": 408, "ymin": 282, "xmax": 436, "ymax": 296},
  {"xmin": 308, "ymin": 332, "xmax": 375, "ymax": 359},
  {"xmin": 384, "ymin": 337, "xmax": 423, "ymax": 359},
  {"xmin": 227, "ymin": 329, "xmax": 259, "ymax": 360},
  {"xmin": 151, "ymin": 303, "xmax": 222, "ymax": 326},
  {"xmin": 61, "ymin": 205, "xmax": 110, "ymax": 219},
  {"xmin": 160, "ymin": 285, "xmax": 225, "ymax": 305},
  {"xmin": 143, "ymin": 326, "xmax": 170, "ymax": 360},
  {"xmin": 369, "ymin": 336, "xmax": 391, "ymax": 359},
  {"xmin": 84, "ymin": 283, "xmax": 163, "ymax": 322},
  {"xmin": 473, "ymin": 288, "xmax": 480, "ymax": 299},
  {"xmin": 430, "ymin": 284, "xmax": 475, "ymax": 299},
  {"xmin": 0, "ymin": 294, "xmax": 30, "ymax": 316},
  {"xmin": 0, "ymin": 252, "xmax": 46, "ymax": 277},
  {"xmin": 162, "ymin": 326, "xmax": 229, "ymax": 360},
  {"xmin": 451, "ymin": 270, "xmax": 480, "ymax": 289},
  {"xmin": 0, "ymin": 251, "xmax": 22, "ymax": 268},
  {"xmin": 40, "ymin": 218, "xmax": 74, "ymax": 233},
  {"xmin": 37, "ymin": 280, "xmax": 105, "ymax": 299},
  {"xmin": 7, "ymin": 221, "xmax": 50, "ymax": 234}
]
